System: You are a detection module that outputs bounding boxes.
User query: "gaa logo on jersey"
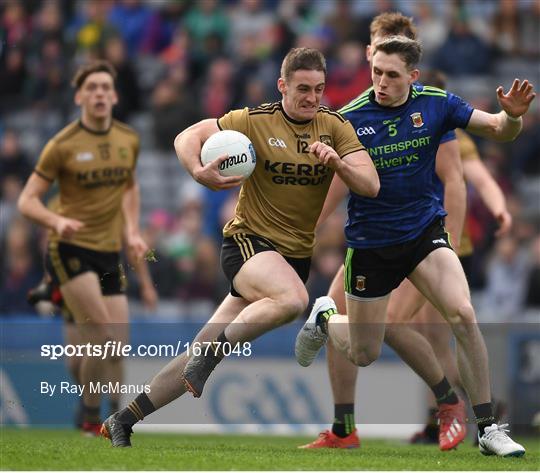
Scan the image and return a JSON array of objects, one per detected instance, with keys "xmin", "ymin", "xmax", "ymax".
[{"xmin": 410, "ymin": 112, "xmax": 424, "ymax": 128}]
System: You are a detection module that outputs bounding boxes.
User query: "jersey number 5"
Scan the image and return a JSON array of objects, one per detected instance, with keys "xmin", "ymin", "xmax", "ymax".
[{"xmin": 388, "ymin": 124, "xmax": 397, "ymax": 137}]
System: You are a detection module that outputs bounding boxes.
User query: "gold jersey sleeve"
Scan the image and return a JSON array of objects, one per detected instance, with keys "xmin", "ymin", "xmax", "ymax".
[
  {"xmin": 35, "ymin": 120, "xmax": 139, "ymax": 252},
  {"xmin": 455, "ymin": 129, "xmax": 480, "ymax": 257},
  {"xmin": 218, "ymin": 103, "xmax": 364, "ymax": 257}
]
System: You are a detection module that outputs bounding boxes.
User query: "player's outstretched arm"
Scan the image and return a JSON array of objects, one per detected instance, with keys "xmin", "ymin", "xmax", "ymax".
[
  {"xmin": 435, "ymin": 139, "xmax": 466, "ymax": 252},
  {"xmin": 463, "ymin": 159, "xmax": 512, "ymax": 237},
  {"xmin": 310, "ymin": 141, "xmax": 379, "ymax": 198},
  {"xmin": 466, "ymin": 79, "xmax": 536, "ymax": 142},
  {"xmin": 17, "ymin": 173, "xmax": 84, "ymax": 238},
  {"xmin": 174, "ymin": 119, "xmax": 244, "ymax": 191}
]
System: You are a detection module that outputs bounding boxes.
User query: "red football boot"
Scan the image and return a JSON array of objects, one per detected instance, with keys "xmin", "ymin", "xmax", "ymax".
[
  {"xmin": 437, "ymin": 400, "xmax": 467, "ymax": 450},
  {"xmin": 298, "ymin": 429, "xmax": 360, "ymax": 449}
]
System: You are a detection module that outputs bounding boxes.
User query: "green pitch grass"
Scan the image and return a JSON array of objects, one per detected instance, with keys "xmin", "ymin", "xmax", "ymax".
[{"xmin": 1, "ymin": 429, "xmax": 538, "ymax": 470}]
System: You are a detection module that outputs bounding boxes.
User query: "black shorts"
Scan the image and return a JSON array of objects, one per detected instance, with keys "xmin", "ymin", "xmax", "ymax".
[
  {"xmin": 221, "ymin": 233, "xmax": 311, "ymax": 297},
  {"xmin": 344, "ymin": 218, "xmax": 453, "ymax": 299},
  {"xmin": 46, "ymin": 241, "xmax": 126, "ymax": 296}
]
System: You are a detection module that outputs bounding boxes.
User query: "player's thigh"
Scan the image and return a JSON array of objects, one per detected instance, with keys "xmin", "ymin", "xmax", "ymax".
[
  {"xmin": 233, "ymin": 251, "xmax": 308, "ymax": 307},
  {"xmin": 60, "ymin": 272, "xmax": 112, "ymax": 343},
  {"xmin": 386, "ymin": 278, "xmax": 427, "ymax": 323},
  {"xmin": 346, "ymin": 295, "xmax": 389, "ymax": 359},
  {"xmin": 328, "ymin": 265, "xmax": 346, "ymax": 314},
  {"xmin": 409, "ymin": 247, "xmax": 472, "ymax": 323},
  {"xmin": 60, "ymin": 272, "xmax": 109, "ymax": 323}
]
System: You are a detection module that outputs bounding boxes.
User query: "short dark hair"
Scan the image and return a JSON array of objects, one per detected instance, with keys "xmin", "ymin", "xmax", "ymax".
[
  {"xmin": 373, "ymin": 36, "xmax": 423, "ymax": 70},
  {"xmin": 370, "ymin": 12, "xmax": 417, "ymax": 42},
  {"xmin": 71, "ymin": 60, "xmax": 117, "ymax": 90},
  {"xmin": 280, "ymin": 48, "xmax": 327, "ymax": 82}
]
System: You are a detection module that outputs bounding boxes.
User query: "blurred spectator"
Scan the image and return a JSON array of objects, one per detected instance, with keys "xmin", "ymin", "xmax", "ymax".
[
  {"xmin": 162, "ymin": 188, "xmax": 221, "ymax": 307},
  {"xmin": 322, "ymin": 0, "xmax": 365, "ymax": 46},
  {"xmin": 0, "ymin": 129, "xmax": 32, "ymax": 194},
  {"xmin": 200, "ymin": 56, "xmax": 235, "ymax": 118},
  {"xmin": 26, "ymin": 36, "xmax": 69, "ymax": 110},
  {"xmin": 481, "ymin": 235, "xmax": 530, "ymax": 320},
  {"xmin": 1, "ymin": 0, "xmax": 30, "ymax": 48},
  {"xmin": 107, "ymin": 0, "xmax": 153, "ymax": 57},
  {"xmin": 0, "ymin": 46, "xmax": 27, "ymax": 108},
  {"xmin": 28, "ymin": 1, "xmax": 64, "ymax": 49},
  {"xmin": 68, "ymin": 0, "xmax": 117, "ymax": 56},
  {"xmin": 490, "ymin": 0, "xmax": 540, "ymax": 58},
  {"xmin": 278, "ymin": 0, "xmax": 320, "ymax": 38},
  {"xmin": 235, "ymin": 78, "xmax": 267, "ymax": 108},
  {"xmin": 140, "ymin": 1, "xmax": 187, "ymax": 55},
  {"xmin": 505, "ymin": 113, "xmax": 540, "ymax": 178},
  {"xmin": 201, "ymin": 188, "xmax": 236, "ymax": 246},
  {"xmin": 519, "ymin": 0, "xmax": 540, "ymax": 58},
  {"xmin": 183, "ymin": 0, "xmax": 229, "ymax": 74},
  {"xmin": 159, "ymin": 27, "xmax": 191, "ymax": 67},
  {"xmin": 228, "ymin": 0, "xmax": 274, "ymax": 57},
  {"xmin": 0, "ymin": 217, "xmax": 41, "ymax": 316},
  {"xmin": 431, "ymin": 15, "xmax": 494, "ymax": 76},
  {"xmin": 128, "ymin": 209, "xmax": 178, "ymax": 300},
  {"xmin": 0, "ymin": 175, "xmax": 23, "ymax": 241},
  {"xmin": 230, "ymin": 32, "xmax": 279, "ymax": 107},
  {"xmin": 324, "ymin": 41, "xmax": 370, "ymax": 110},
  {"xmin": 490, "ymin": 0, "xmax": 521, "ymax": 56},
  {"xmin": 414, "ymin": 1, "xmax": 448, "ymax": 63},
  {"xmin": 150, "ymin": 71, "xmax": 201, "ymax": 152},
  {"xmin": 102, "ymin": 36, "xmax": 140, "ymax": 120}
]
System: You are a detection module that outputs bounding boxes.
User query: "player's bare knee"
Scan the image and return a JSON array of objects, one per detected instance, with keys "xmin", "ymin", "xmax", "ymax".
[
  {"xmin": 451, "ymin": 302, "xmax": 476, "ymax": 324},
  {"xmin": 276, "ymin": 290, "xmax": 308, "ymax": 324},
  {"xmin": 447, "ymin": 303, "xmax": 477, "ymax": 339},
  {"xmin": 349, "ymin": 346, "xmax": 380, "ymax": 367}
]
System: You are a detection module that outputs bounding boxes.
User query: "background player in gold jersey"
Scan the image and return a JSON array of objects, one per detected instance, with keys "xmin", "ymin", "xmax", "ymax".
[
  {"xmin": 26, "ymin": 193, "xmax": 157, "ymax": 428},
  {"xmin": 18, "ymin": 61, "xmax": 148, "ymax": 435},
  {"xmin": 100, "ymin": 47, "xmax": 379, "ymax": 447}
]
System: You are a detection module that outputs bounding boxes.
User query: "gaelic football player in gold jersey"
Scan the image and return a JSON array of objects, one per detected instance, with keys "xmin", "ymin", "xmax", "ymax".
[
  {"xmin": 18, "ymin": 61, "xmax": 148, "ymax": 435},
  {"xmin": 100, "ymin": 47, "xmax": 379, "ymax": 447}
]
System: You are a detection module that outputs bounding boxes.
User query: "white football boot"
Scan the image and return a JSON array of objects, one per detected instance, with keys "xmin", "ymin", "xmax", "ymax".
[
  {"xmin": 295, "ymin": 296, "xmax": 337, "ymax": 367},
  {"xmin": 478, "ymin": 423, "xmax": 525, "ymax": 457}
]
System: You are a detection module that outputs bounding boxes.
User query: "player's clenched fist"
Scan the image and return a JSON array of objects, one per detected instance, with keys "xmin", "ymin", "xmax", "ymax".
[
  {"xmin": 309, "ymin": 141, "xmax": 341, "ymax": 170},
  {"xmin": 54, "ymin": 216, "xmax": 84, "ymax": 239}
]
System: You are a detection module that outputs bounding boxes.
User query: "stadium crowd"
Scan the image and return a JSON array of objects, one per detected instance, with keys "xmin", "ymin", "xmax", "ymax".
[{"xmin": 1, "ymin": 0, "xmax": 539, "ymax": 320}]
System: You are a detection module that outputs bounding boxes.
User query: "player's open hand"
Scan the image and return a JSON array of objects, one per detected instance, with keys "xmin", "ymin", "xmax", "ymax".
[
  {"xmin": 497, "ymin": 79, "xmax": 536, "ymax": 119},
  {"xmin": 194, "ymin": 154, "xmax": 244, "ymax": 190},
  {"xmin": 54, "ymin": 216, "xmax": 84, "ymax": 239},
  {"xmin": 310, "ymin": 141, "xmax": 341, "ymax": 170}
]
